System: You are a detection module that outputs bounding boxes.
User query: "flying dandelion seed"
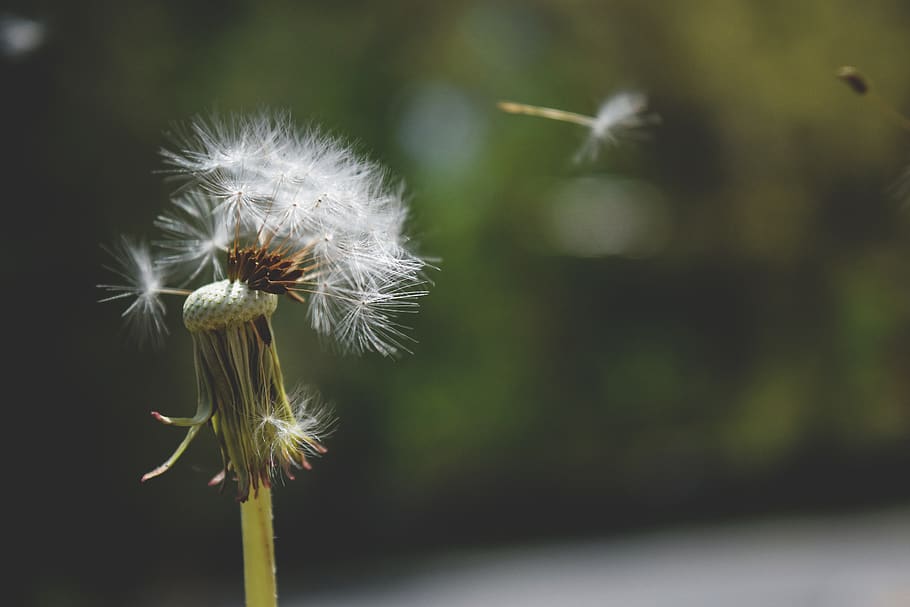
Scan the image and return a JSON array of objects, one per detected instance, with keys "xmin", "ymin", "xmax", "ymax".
[
  {"xmin": 99, "ymin": 111, "xmax": 431, "ymax": 500},
  {"xmin": 498, "ymin": 90, "xmax": 658, "ymax": 162},
  {"xmin": 836, "ymin": 66, "xmax": 910, "ymax": 132},
  {"xmin": 837, "ymin": 65, "xmax": 910, "ymax": 206}
]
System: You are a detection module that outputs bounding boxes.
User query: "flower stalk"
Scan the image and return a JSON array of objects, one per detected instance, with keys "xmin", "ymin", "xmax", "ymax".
[{"xmin": 241, "ymin": 487, "xmax": 277, "ymax": 607}]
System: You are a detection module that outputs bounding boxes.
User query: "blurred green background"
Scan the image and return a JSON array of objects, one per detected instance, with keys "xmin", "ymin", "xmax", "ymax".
[{"xmin": 6, "ymin": 0, "xmax": 910, "ymax": 605}]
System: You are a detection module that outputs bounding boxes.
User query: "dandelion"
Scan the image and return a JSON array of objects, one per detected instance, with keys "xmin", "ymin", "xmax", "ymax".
[
  {"xmin": 498, "ymin": 90, "xmax": 657, "ymax": 162},
  {"xmin": 98, "ymin": 110, "xmax": 430, "ymax": 606}
]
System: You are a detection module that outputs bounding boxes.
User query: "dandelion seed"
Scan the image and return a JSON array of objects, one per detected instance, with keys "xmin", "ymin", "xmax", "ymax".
[
  {"xmin": 837, "ymin": 65, "xmax": 910, "ymax": 207},
  {"xmin": 97, "ymin": 236, "xmax": 172, "ymax": 348},
  {"xmin": 836, "ymin": 65, "xmax": 869, "ymax": 95},
  {"xmin": 836, "ymin": 65, "xmax": 910, "ymax": 133},
  {"xmin": 498, "ymin": 90, "xmax": 658, "ymax": 162},
  {"xmin": 153, "ymin": 190, "xmax": 231, "ymax": 282}
]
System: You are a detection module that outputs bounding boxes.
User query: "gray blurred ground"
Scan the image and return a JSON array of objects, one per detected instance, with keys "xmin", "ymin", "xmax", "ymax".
[{"xmin": 288, "ymin": 507, "xmax": 910, "ymax": 607}]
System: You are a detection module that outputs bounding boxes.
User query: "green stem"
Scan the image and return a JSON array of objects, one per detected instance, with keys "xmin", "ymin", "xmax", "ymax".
[{"xmin": 241, "ymin": 487, "xmax": 277, "ymax": 607}]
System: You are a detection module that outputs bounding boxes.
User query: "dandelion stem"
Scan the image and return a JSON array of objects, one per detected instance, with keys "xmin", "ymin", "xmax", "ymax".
[
  {"xmin": 497, "ymin": 100, "xmax": 595, "ymax": 127},
  {"xmin": 241, "ymin": 487, "xmax": 277, "ymax": 607}
]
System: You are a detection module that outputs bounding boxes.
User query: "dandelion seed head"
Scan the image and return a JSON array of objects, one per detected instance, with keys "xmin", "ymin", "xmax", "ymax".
[
  {"xmin": 102, "ymin": 110, "xmax": 430, "ymax": 498},
  {"xmin": 101, "ymin": 110, "xmax": 429, "ymax": 355}
]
